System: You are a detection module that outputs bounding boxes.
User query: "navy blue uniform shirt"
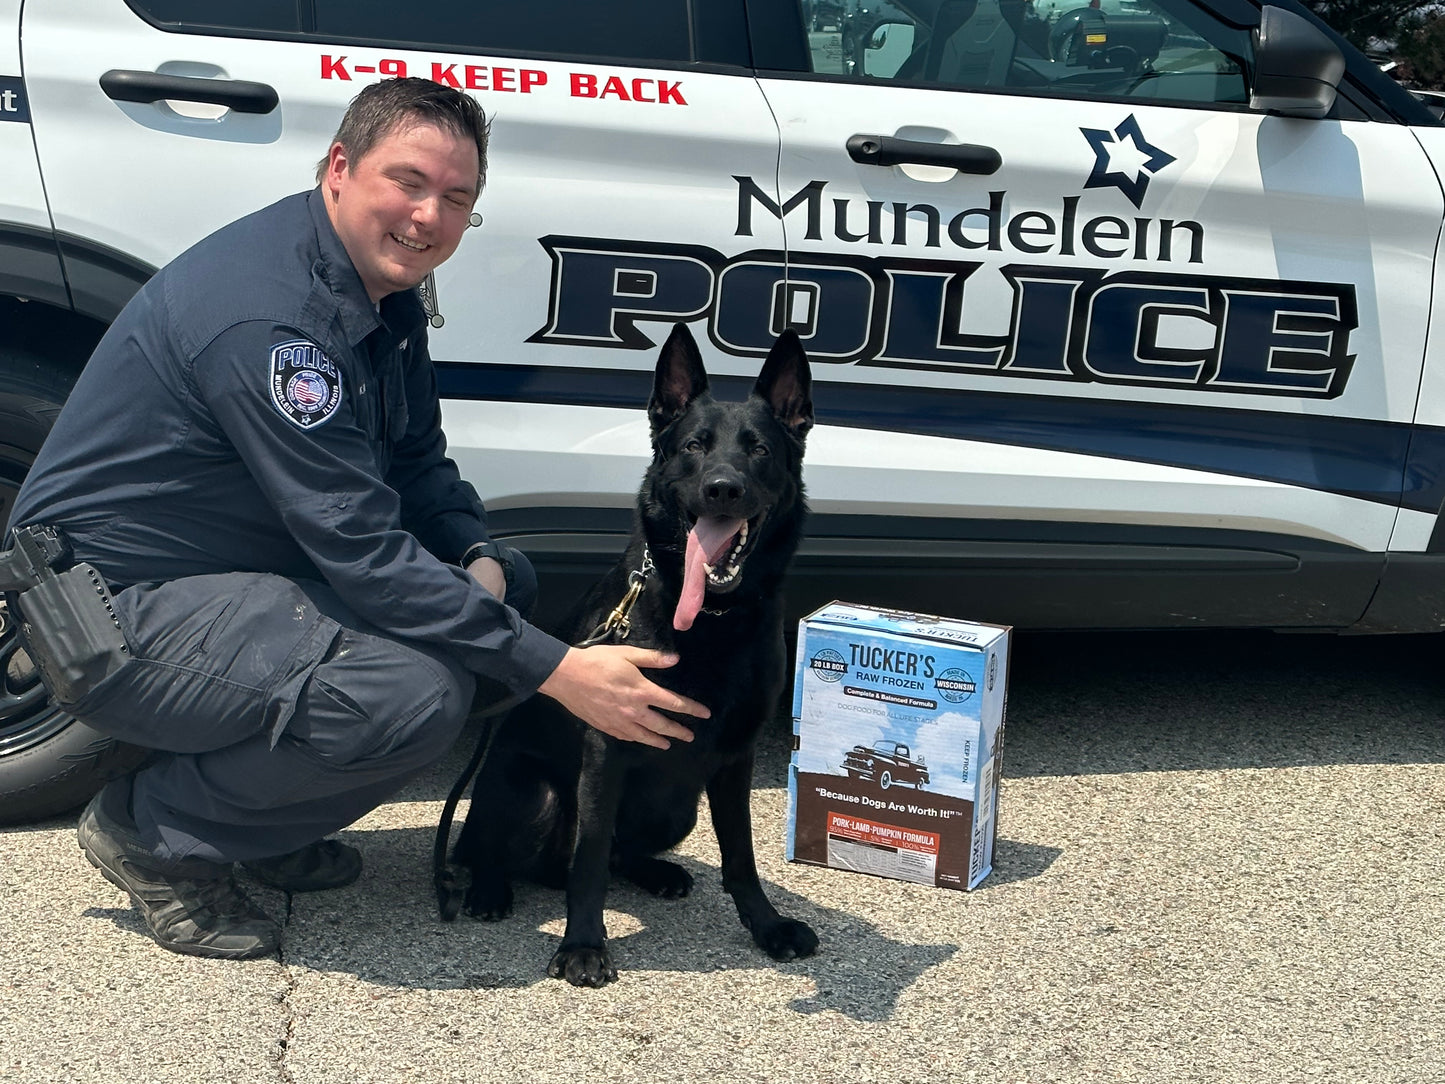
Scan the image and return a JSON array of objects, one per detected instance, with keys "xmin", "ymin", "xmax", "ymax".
[{"xmin": 13, "ymin": 189, "xmax": 568, "ymax": 695}]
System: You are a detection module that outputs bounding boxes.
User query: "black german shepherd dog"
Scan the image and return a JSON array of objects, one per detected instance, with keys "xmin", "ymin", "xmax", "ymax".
[{"xmin": 452, "ymin": 322, "xmax": 819, "ymax": 987}]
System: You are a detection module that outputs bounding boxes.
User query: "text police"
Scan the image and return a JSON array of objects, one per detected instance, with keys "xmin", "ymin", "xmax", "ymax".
[{"xmin": 530, "ymin": 176, "xmax": 1357, "ymax": 400}]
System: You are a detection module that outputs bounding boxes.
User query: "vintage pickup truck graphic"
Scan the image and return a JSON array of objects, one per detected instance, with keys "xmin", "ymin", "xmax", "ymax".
[{"xmin": 841, "ymin": 740, "xmax": 929, "ymax": 790}]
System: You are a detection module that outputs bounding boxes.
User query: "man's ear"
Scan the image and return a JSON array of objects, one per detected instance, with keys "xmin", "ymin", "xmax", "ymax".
[
  {"xmin": 752, "ymin": 329, "xmax": 813, "ymax": 440},
  {"xmin": 323, "ymin": 142, "xmax": 349, "ymax": 198},
  {"xmin": 648, "ymin": 322, "xmax": 709, "ymax": 439}
]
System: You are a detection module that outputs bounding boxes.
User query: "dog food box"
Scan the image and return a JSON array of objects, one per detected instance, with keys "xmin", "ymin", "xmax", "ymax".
[{"xmin": 786, "ymin": 601, "xmax": 1010, "ymax": 891}]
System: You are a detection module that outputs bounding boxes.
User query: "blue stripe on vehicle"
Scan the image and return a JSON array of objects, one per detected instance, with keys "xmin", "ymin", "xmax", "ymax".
[
  {"xmin": 432, "ymin": 362, "xmax": 1445, "ymax": 516},
  {"xmin": 1405, "ymin": 428, "xmax": 1445, "ymax": 535}
]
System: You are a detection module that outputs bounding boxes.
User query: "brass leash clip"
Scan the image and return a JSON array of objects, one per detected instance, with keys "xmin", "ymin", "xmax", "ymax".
[{"xmin": 581, "ymin": 548, "xmax": 655, "ymax": 646}]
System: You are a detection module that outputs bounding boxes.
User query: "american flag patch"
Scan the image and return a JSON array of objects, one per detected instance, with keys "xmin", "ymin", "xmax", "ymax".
[{"xmin": 270, "ymin": 339, "xmax": 342, "ymax": 429}]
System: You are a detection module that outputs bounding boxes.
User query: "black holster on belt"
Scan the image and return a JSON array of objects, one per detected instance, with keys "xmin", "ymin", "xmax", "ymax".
[{"xmin": 0, "ymin": 525, "xmax": 132, "ymax": 705}]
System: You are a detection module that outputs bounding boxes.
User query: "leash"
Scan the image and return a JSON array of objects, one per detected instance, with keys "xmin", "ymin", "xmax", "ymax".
[
  {"xmin": 577, "ymin": 547, "xmax": 654, "ymax": 647},
  {"xmin": 432, "ymin": 690, "xmax": 524, "ymax": 920},
  {"xmin": 433, "ymin": 548, "xmax": 655, "ymax": 920}
]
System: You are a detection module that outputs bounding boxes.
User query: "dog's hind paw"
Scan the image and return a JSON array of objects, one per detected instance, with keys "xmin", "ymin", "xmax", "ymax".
[
  {"xmin": 751, "ymin": 918, "xmax": 820, "ymax": 962},
  {"xmin": 548, "ymin": 944, "xmax": 618, "ymax": 987},
  {"xmin": 621, "ymin": 856, "xmax": 694, "ymax": 899},
  {"xmin": 464, "ymin": 877, "xmax": 514, "ymax": 921}
]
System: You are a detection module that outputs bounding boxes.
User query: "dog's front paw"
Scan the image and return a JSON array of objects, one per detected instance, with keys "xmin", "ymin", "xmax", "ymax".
[
  {"xmin": 750, "ymin": 918, "xmax": 819, "ymax": 962},
  {"xmin": 463, "ymin": 875, "xmax": 514, "ymax": 921},
  {"xmin": 548, "ymin": 943, "xmax": 618, "ymax": 987}
]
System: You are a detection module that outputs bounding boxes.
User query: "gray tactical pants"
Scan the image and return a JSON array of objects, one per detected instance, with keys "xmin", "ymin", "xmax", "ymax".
[{"xmin": 63, "ymin": 559, "xmax": 535, "ymax": 866}]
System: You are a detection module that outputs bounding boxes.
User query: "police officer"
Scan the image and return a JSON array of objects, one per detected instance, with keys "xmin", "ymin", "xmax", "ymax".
[{"xmin": 9, "ymin": 78, "xmax": 705, "ymax": 960}]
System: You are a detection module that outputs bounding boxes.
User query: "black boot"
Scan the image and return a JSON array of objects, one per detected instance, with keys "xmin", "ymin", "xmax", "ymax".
[
  {"xmin": 77, "ymin": 782, "xmax": 280, "ymax": 960},
  {"xmin": 243, "ymin": 839, "xmax": 363, "ymax": 892}
]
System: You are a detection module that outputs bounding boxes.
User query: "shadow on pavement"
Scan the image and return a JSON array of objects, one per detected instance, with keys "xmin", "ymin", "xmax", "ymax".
[
  {"xmin": 1003, "ymin": 629, "xmax": 1445, "ymax": 777},
  {"xmin": 71, "ymin": 806, "xmax": 1060, "ymax": 1023},
  {"xmin": 267, "ymin": 819, "xmax": 994, "ymax": 1023}
]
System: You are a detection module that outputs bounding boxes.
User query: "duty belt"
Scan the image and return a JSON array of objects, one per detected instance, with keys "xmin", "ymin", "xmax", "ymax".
[{"xmin": 0, "ymin": 525, "xmax": 131, "ymax": 705}]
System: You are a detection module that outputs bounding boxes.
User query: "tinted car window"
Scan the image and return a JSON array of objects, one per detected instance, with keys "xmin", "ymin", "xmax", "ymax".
[
  {"xmin": 312, "ymin": 0, "xmax": 696, "ymax": 63},
  {"xmin": 126, "ymin": 0, "xmax": 299, "ymax": 32},
  {"xmin": 127, "ymin": 0, "xmax": 696, "ymax": 64},
  {"xmin": 811, "ymin": 0, "xmax": 1250, "ymax": 107}
]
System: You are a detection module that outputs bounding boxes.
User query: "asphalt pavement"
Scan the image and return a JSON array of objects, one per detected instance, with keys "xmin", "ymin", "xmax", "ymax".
[{"xmin": 3, "ymin": 628, "xmax": 1443, "ymax": 1084}]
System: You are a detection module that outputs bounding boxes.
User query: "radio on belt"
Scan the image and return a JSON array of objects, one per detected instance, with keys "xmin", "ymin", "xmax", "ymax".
[{"xmin": 787, "ymin": 601, "xmax": 1010, "ymax": 892}]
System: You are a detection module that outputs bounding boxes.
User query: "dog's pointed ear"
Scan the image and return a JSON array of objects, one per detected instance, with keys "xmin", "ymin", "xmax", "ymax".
[
  {"xmin": 753, "ymin": 329, "xmax": 813, "ymax": 440},
  {"xmin": 649, "ymin": 323, "xmax": 709, "ymax": 439}
]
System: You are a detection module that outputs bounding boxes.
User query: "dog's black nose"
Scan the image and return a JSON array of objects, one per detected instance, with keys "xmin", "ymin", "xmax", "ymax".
[{"xmin": 703, "ymin": 469, "xmax": 747, "ymax": 507}]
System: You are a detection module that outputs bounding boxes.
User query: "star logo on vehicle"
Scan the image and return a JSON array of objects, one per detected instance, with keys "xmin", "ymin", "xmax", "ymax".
[{"xmin": 1080, "ymin": 115, "xmax": 1175, "ymax": 209}]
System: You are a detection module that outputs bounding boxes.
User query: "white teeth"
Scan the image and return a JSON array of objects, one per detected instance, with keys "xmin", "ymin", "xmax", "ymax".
[
  {"xmin": 701, "ymin": 521, "xmax": 753, "ymax": 589},
  {"xmin": 726, "ymin": 522, "xmax": 749, "ymax": 561},
  {"xmin": 705, "ymin": 562, "xmax": 741, "ymax": 587},
  {"xmin": 392, "ymin": 233, "xmax": 427, "ymax": 251}
]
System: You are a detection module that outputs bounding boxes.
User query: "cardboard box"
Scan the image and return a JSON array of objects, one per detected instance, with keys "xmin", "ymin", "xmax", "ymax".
[{"xmin": 786, "ymin": 601, "xmax": 1010, "ymax": 891}]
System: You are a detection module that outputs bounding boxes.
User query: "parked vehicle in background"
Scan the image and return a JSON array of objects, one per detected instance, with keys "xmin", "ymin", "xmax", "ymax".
[
  {"xmin": 1409, "ymin": 87, "xmax": 1445, "ymax": 119},
  {"xmin": 806, "ymin": 0, "xmax": 848, "ymax": 31}
]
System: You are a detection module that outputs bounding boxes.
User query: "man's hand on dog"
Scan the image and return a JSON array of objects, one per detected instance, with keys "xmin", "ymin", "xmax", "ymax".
[{"xmin": 539, "ymin": 646, "xmax": 707, "ymax": 749}]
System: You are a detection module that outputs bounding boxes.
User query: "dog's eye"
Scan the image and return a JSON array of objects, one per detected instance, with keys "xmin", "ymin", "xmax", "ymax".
[
  {"xmin": 751, "ymin": 444, "xmax": 770, "ymax": 458},
  {"xmin": 683, "ymin": 438, "xmax": 705, "ymax": 453}
]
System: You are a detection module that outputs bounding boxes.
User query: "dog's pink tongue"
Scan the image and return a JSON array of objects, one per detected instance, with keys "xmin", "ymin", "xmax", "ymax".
[{"xmin": 675, "ymin": 515, "xmax": 743, "ymax": 631}]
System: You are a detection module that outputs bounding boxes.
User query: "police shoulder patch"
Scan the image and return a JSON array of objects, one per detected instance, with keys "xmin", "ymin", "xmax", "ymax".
[{"xmin": 270, "ymin": 339, "xmax": 343, "ymax": 429}]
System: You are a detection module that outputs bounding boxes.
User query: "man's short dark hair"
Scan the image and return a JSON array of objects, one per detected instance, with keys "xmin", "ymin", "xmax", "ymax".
[{"xmin": 315, "ymin": 78, "xmax": 491, "ymax": 199}]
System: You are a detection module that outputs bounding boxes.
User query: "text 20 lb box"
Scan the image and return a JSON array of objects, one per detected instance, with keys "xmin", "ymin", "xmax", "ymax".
[{"xmin": 786, "ymin": 602, "xmax": 1010, "ymax": 891}]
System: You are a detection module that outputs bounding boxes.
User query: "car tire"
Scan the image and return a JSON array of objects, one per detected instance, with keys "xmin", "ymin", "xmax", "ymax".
[
  {"xmin": 879, "ymin": 769, "xmax": 892, "ymax": 790},
  {"xmin": 0, "ymin": 348, "xmax": 148, "ymax": 825}
]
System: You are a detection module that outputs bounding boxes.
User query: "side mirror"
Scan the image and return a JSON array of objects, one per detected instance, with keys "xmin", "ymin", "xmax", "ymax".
[
  {"xmin": 860, "ymin": 20, "xmax": 916, "ymax": 78},
  {"xmin": 1249, "ymin": 5, "xmax": 1346, "ymax": 118}
]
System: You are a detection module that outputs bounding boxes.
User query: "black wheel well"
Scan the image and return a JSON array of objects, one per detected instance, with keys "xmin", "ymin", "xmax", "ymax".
[{"xmin": 0, "ymin": 295, "xmax": 106, "ymax": 384}]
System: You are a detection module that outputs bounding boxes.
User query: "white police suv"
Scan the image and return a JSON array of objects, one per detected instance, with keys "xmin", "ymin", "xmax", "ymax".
[{"xmin": 0, "ymin": 0, "xmax": 1441, "ymax": 820}]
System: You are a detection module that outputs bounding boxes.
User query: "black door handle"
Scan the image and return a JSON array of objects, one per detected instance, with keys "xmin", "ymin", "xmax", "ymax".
[
  {"xmin": 847, "ymin": 133, "xmax": 1001, "ymax": 175},
  {"xmin": 99, "ymin": 69, "xmax": 279, "ymax": 115}
]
